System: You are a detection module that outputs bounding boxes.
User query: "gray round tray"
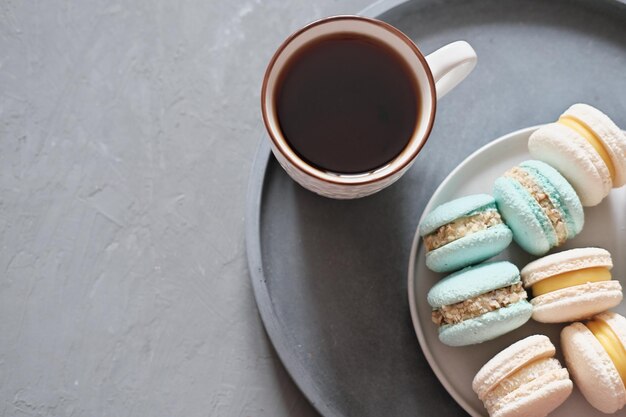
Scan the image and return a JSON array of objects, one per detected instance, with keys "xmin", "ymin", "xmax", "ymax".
[{"xmin": 245, "ymin": 0, "xmax": 626, "ymax": 416}]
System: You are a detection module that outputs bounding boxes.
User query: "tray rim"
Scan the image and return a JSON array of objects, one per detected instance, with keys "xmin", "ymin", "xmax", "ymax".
[
  {"xmin": 246, "ymin": 138, "xmax": 342, "ymax": 417},
  {"xmin": 245, "ymin": 1, "xmax": 626, "ymax": 416}
]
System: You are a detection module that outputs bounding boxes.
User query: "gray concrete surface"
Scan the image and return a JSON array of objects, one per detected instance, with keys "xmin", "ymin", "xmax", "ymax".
[{"xmin": 0, "ymin": 1, "xmax": 371, "ymax": 416}]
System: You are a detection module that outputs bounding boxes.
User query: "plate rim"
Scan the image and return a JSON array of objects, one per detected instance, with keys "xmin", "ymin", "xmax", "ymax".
[{"xmin": 406, "ymin": 125, "xmax": 544, "ymax": 417}]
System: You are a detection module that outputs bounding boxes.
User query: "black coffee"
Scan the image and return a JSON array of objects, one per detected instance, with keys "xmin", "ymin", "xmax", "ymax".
[{"xmin": 276, "ymin": 33, "xmax": 419, "ymax": 174}]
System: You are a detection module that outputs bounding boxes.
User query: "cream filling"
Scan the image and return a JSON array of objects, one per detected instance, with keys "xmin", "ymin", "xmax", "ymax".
[
  {"xmin": 559, "ymin": 115, "xmax": 616, "ymax": 181},
  {"xmin": 505, "ymin": 167, "xmax": 567, "ymax": 245},
  {"xmin": 423, "ymin": 210, "xmax": 503, "ymax": 252},
  {"xmin": 431, "ymin": 283, "xmax": 527, "ymax": 326},
  {"xmin": 483, "ymin": 358, "xmax": 562, "ymax": 414}
]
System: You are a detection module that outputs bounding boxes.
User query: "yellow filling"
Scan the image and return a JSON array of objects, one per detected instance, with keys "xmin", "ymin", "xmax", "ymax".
[
  {"xmin": 586, "ymin": 318, "xmax": 626, "ymax": 385},
  {"xmin": 532, "ymin": 267, "xmax": 611, "ymax": 296},
  {"xmin": 558, "ymin": 115, "xmax": 615, "ymax": 181}
]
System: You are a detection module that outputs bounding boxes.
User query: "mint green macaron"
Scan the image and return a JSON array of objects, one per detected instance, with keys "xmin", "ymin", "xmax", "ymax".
[
  {"xmin": 427, "ymin": 261, "xmax": 532, "ymax": 346},
  {"xmin": 493, "ymin": 160, "xmax": 584, "ymax": 256},
  {"xmin": 419, "ymin": 194, "xmax": 513, "ymax": 273}
]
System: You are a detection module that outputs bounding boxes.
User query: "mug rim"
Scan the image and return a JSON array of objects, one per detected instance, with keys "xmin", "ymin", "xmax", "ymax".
[{"xmin": 261, "ymin": 15, "xmax": 437, "ymax": 186}]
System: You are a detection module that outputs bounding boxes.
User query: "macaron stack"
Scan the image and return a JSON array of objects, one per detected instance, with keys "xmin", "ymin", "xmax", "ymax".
[
  {"xmin": 418, "ymin": 104, "xmax": 626, "ymax": 415},
  {"xmin": 470, "ymin": 248, "xmax": 626, "ymax": 416},
  {"xmin": 420, "ymin": 103, "xmax": 625, "ymax": 262},
  {"xmin": 529, "ymin": 104, "xmax": 626, "ymax": 206}
]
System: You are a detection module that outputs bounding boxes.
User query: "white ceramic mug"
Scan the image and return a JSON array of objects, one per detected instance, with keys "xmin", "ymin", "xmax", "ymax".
[{"xmin": 261, "ymin": 15, "xmax": 477, "ymax": 199}]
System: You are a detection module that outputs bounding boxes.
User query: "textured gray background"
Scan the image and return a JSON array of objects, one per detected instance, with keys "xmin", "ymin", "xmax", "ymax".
[{"xmin": 0, "ymin": 1, "xmax": 375, "ymax": 415}]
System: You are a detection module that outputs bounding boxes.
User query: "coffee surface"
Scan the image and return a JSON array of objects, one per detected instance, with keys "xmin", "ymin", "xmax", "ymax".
[{"xmin": 276, "ymin": 34, "xmax": 419, "ymax": 174}]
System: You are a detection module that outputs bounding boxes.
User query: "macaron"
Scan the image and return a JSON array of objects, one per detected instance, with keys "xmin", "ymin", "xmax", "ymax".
[
  {"xmin": 529, "ymin": 103, "xmax": 626, "ymax": 206},
  {"xmin": 493, "ymin": 160, "xmax": 584, "ymax": 256},
  {"xmin": 473, "ymin": 335, "xmax": 572, "ymax": 417},
  {"xmin": 561, "ymin": 312, "xmax": 626, "ymax": 413},
  {"xmin": 427, "ymin": 261, "xmax": 532, "ymax": 346},
  {"xmin": 419, "ymin": 194, "xmax": 513, "ymax": 273},
  {"xmin": 521, "ymin": 247, "xmax": 622, "ymax": 323}
]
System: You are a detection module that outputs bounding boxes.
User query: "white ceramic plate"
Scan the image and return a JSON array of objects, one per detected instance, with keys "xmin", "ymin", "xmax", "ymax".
[{"xmin": 408, "ymin": 126, "xmax": 626, "ymax": 417}]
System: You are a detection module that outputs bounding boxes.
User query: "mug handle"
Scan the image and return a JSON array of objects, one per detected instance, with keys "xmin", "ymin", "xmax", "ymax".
[{"xmin": 425, "ymin": 41, "xmax": 477, "ymax": 100}]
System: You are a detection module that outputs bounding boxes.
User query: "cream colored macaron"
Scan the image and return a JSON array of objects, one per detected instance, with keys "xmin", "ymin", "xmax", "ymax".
[
  {"xmin": 529, "ymin": 103, "xmax": 626, "ymax": 206},
  {"xmin": 562, "ymin": 312, "xmax": 626, "ymax": 413},
  {"xmin": 521, "ymin": 247, "xmax": 622, "ymax": 323},
  {"xmin": 473, "ymin": 335, "xmax": 572, "ymax": 417}
]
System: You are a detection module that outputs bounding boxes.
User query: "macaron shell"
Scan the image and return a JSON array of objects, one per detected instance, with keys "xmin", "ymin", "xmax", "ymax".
[
  {"xmin": 561, "ymin": 322, "xmax": 626, "ymax": 413},
  {"xmin": 438, "ymin": 300, "xmax": 532, "ymax": 346},
  {"xmin": 424, "ymin": 224, "xmax": 513, "ymax": 273},
  {"xmin": 490, "ymin": 369, "xmax": 572, "ymax": 417},
  {"xmin": 529, "ymin": 123, "xmax": 610, "ymax": 206},
  {"xmin": 427, "ymin": 261, "xmax": 520, "ymax": 308},
  {"xmin": 419, "ymin": 194, "xmax": 496, "ymax": 236},
  {"xmin": 520, "ymin": 160, "xmax": 584, "ymax": 239},
  {"xmin": 564, "ymin": 103, "xmax": 626, "ymax": 187},
  {"xmin": 531, "ymin": 280, "xmax": 623, "ymax": 323},
  {"xmin": 521, "ymin": 247, "xmax": 612, "ymax": 287},
  {"xmin": 473, "ymin": 334, "xmax": 555, "ymax": 399},
  {"xmin": 493, "ymin": 176, "xmax": 552, "ymax": 255}
]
